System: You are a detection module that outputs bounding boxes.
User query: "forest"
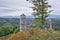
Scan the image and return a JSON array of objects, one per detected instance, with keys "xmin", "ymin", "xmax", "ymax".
[{"xmin": 0, "ymin": 17, "xmax": 60, "ymax": 37}]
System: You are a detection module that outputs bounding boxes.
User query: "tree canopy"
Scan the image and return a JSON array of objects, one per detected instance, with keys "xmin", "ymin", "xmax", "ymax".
[{"xmin": 27, "ymin": 0, "xmax": 52, "ymax": 28}]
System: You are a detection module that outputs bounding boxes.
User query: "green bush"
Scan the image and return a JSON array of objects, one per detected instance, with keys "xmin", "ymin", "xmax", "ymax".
[{"xmin": 0, "ymin": 25, "xmax": 19, "ymax": 37}]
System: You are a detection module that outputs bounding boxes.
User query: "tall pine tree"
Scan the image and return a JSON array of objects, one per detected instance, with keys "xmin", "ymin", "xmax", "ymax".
[{"xmin": 27, "ymin": 0, "xmax": 52, "ymax": 28}]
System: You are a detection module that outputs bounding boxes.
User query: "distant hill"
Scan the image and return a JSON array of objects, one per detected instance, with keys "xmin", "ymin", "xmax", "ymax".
[
  {"xmin": 48, "ymin": 15, "xmax": 60, "ymax": 19},
  {"xmin": 0, "ymin": 16, "xmax": 20, "ymax": 18},
  {"xmin": 0, "ymin": 16, "xmax": 34, "ymax": 18},
  {"xmin": 0, "ymin": 15, "xmax": 60, "ymax": 19},
  {"xmin": 0, "ymin": 15, "xmax": 60, "ymax": 29}
]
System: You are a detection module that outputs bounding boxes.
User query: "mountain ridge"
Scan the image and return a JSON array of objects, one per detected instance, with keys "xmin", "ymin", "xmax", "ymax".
[{"xmin": 0, "ymin": 15, "xmax": 60, "ymax": 19}]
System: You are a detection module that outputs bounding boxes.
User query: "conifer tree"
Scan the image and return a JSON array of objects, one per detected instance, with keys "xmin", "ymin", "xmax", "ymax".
[{"xmin": 27, "ymin": 0, "xmax": 52, "ymax": 28}]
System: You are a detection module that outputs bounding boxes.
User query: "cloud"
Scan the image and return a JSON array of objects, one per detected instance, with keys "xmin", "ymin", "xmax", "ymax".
[
  {"xmin": 0, "ymin": 0, "xmax": 33, "ymax": 16},
  {"xmin": 49, "ymin": 0, "xmax": 60, "ymax": 15},
  {"xmin": 0, "ymin": 0, "xmax": 60, "ymax": 16}
]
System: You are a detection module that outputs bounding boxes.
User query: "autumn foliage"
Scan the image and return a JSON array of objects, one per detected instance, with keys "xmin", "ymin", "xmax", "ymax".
[{"xmin": 6, "ymin": 28, "xmax": 60, "ymax": 40}]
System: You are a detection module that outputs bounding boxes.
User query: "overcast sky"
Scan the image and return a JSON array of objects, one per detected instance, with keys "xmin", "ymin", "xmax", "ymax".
[{"xmin": 0, "ymin": 0, "xmax": 60, "ymax": 16}]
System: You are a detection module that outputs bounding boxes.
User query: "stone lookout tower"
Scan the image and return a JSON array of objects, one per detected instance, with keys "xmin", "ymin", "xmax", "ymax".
[
  {"xmin": 20, "ymin": 14, "xmax": 26, "ymax": 32},
  {"xmin": 48, "ymin": 19, "xmax": 53, "ymax": 31}
]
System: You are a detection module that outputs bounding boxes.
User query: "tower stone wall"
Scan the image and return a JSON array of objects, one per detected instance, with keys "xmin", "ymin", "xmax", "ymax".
[
  {"xmin": 20, "ymin": 14, "xmax": 26, "ymax": 32},
  {"xmin": 48, "ymin": 19, "xmax": 53, "ymax": 31}
]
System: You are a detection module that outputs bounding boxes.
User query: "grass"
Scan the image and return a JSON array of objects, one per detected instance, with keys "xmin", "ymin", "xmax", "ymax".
[
  {"xmin": 0, "ymin": 28, "xmax": 60, "ymax": 40},
  {"xmin": 0, "ymin": 35, "xmax": 11, "ymax": 40}
]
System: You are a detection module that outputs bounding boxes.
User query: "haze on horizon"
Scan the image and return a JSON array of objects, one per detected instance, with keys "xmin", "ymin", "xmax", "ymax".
[{"xmin": 0, "ymin": 0, "xmax": 60, "ymax": 16}]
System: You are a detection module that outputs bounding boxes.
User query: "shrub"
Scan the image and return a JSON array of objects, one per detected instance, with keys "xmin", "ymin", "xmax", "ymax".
[{"xmin": 0, "ymin": 25, "xmax": 19, "ymax": 37}]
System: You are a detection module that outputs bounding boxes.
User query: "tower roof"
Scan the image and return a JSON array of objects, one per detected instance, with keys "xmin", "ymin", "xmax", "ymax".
[{"xmin": 21, "ymin": 14, "xmax": 26, "ymax": 16}]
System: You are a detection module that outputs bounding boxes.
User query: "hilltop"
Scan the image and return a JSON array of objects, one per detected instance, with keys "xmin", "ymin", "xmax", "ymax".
[{"xmin": 1, "ymin": 28, "xmax": 60, "ymax": 40}]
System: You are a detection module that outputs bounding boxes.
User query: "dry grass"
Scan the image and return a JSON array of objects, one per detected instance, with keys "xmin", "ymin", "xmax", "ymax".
[
  {"xmin": 0, "ymin": 35, "xmax": 11, "ymax": 40},
  {"xmin": 1, "ymin": 28, "xmax": 60, "ymax": 40}
]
